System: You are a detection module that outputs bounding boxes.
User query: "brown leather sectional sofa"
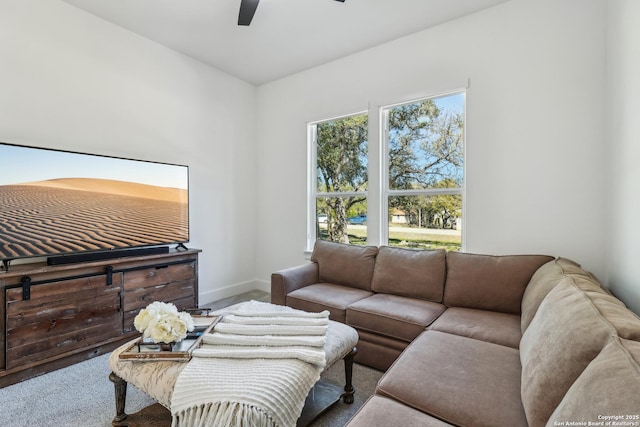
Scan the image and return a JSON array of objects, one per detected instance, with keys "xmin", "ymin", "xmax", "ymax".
[{"xmin": 271, "ymin": 240, "xmax": 640, "ymax": 426}]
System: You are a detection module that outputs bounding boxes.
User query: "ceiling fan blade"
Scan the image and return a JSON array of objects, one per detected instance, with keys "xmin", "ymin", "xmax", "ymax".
[
  {"xmin": 238, "ymin": 0, "xmax": 343, "ymax": 26},
  {"xmin": 238, "ymin": 0, "xmax": 260, "ymax": 26}
]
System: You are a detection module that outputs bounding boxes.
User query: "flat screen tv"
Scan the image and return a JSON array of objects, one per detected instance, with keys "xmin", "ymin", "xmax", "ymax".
[{"xmin": 0, "ymin": 142, "xmax": 189, "ymax": 269}]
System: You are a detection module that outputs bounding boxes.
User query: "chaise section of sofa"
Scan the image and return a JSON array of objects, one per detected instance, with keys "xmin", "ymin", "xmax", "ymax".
[{"xmin": 376, "ymin": 330, "xmax": 528, "ymax": 427}]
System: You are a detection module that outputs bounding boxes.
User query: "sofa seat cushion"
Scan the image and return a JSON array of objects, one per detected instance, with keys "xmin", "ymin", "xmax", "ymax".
[
  {"xmin": 547, "ymin": 336, "xmax": 640, "ymax": 425},
  {"xmin": 371, "ymin": 246, "xmax": 446, "ymax": 302},
  {"xmin": 310, "ymin": 240, "xmax": 378, "ymax": 291},
  {"xmin": 286, "ymin": 283, "xmax": 373, "ymax": 323},
  {"xmin": 346, "ymin": 294, "xmax": 446, "ymax": 342},
  {"xmin": 444, "ymin": 252, "xmax": 554, "ymax": 314},
  {"xmin": 377, "ymin": 330, "xmax": 527, "ymax": 427},
  {"xmin": 346, "ymin": 396, "xmax": 454, "ymax": 427},
  {"xmin": 520, "ymin": 275, "xmax": 640, "ymax": 427},
  {"xmin": 428, "ymin": 307, "xmax": 521, "ymax": 348}
]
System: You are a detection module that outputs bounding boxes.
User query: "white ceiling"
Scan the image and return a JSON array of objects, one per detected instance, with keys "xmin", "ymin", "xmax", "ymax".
[{"xmin": 60, "ymin": 0, "xmax": 510, "ymax": 86}]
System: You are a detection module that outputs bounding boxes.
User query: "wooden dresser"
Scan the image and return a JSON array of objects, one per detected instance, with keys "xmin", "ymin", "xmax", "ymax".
[{"xmin": 0, "ymin": 248, "xmax": 200, "ymax": 387}]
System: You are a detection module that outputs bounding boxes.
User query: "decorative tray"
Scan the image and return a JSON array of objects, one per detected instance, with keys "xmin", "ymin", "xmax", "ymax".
[{"xmin": 119, "ymin": 313, "xmax": 221, "ymax": 362}]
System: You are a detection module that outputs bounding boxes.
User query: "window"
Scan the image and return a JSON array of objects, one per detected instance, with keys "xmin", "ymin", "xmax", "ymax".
[
  {"xmin": 308, "ymin": 91, "xmax": 465, "ymax": 251},
  {"xmin": 310, "ymin": 112, "xmax": 368, "ymax": 245},
  {"xmin": 383, "ymin": 93, "xmax": 465, "ymax": 250}
]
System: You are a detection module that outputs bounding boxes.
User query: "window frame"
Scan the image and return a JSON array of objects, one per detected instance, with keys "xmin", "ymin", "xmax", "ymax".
[
  {"xmin": 307, "ymin": 89, "xmax": 466, "ymax": 252},
  {"xmin": 307, "ymin": 111, "xmax": 369, "ymax": 250},
  {"xmin": 380, "ymin": 91, "xmax": 466, "ymax": 248}
]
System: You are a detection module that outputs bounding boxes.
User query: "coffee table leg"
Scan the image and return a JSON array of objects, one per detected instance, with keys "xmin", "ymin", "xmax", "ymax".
[
  {"xmin": 109, "ymin": 372, "xmax": 128, "ymax": 423},
  {"xmin": 341, "ymin": 347, "xmax": 357, "ymax": 404}
]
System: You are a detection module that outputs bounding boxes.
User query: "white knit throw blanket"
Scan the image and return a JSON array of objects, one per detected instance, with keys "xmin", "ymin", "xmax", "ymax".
[{"xmin": 170, "ymin": 301, "xmax": 329, "ymax": 427}]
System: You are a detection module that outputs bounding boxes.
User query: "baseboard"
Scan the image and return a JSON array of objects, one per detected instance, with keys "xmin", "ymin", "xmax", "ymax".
[{"xmin": 199, "ymin": 279, "xmax": 270, "ymax": 306}]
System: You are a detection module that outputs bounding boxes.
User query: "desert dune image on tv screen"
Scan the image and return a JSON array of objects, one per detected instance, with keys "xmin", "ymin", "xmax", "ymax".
[{"xmin": 0, "ymin": 144, "xmax": 188, "ymax": 261}]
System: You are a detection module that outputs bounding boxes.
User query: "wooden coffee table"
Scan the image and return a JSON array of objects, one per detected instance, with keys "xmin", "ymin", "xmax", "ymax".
[{"xmin": 109, "ymin": 306, "xmax": 358, "ymax": 427}]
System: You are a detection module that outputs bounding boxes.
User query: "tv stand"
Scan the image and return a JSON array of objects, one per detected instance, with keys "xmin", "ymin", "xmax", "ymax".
[
  {"xmin": 175, "ymin": 242, "xmax": 189, "ymax": 251},
  {"xmin": 0, "ymin": 248, "xmax": 201, "ymax": 387}
]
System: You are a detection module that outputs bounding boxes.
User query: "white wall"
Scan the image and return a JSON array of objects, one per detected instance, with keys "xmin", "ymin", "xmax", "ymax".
[
  {"xmin": 3, "ymin": 0, "xmax": 632, "ymax": 313},
  {"xmin": 605, "ymin": 0, "xmax": 640, "ymax": 314},
  {"xmin": 255, "ymin": 0, "xmax": 608, "ymax": 287},
  {"xmin": 0, "ymin": 0, "xmax": 259, "ymax": 304}
]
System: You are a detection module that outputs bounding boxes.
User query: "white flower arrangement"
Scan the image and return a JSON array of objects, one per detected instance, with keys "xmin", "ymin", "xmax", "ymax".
[{"xmin": 134, "ymin": 301, "xmax": 195, "ymax": 344}]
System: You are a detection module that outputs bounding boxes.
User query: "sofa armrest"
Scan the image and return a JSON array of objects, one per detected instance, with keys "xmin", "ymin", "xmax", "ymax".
[{"xmin": 271, "ymin": 263, "xmax": 319, "ymax": 305}]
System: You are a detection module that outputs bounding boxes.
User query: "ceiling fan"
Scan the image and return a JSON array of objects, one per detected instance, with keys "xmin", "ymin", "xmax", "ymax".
[{"xmin": 238, "ymin": 0, "xmax": 346, "ymax": 26}]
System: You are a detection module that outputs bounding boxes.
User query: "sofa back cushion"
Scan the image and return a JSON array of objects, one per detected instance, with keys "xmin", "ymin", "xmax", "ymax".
[
  {"xmin": 520, "ymin": 276, "xmax": 640, "ymax": 427},
  {"xmin": 443, "ymin": 252, "xmax": 553, "ymax": 314},
  {"xmin": 371, "ymin": 247, "xmax": 446, "ymax": 302},
  {"xmin": 547, "ymin": 336, "xmax": 640, "ymax": 425},
  {"xmin": 521, "ymin": 257, "xmax": 593, "ymax": 332},
  {"xmin": 310, "ymin": 240, "xmax": 378, "ymax": 291}
]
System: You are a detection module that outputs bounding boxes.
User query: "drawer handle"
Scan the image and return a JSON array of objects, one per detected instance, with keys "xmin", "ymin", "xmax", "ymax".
[
  {"xmin": 106, "ymin": 265, "xmax": 113, "ymax": 286},
  {"xmin": 21, "ymin": 276, "xmax": 31, "ymax": 301}
]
